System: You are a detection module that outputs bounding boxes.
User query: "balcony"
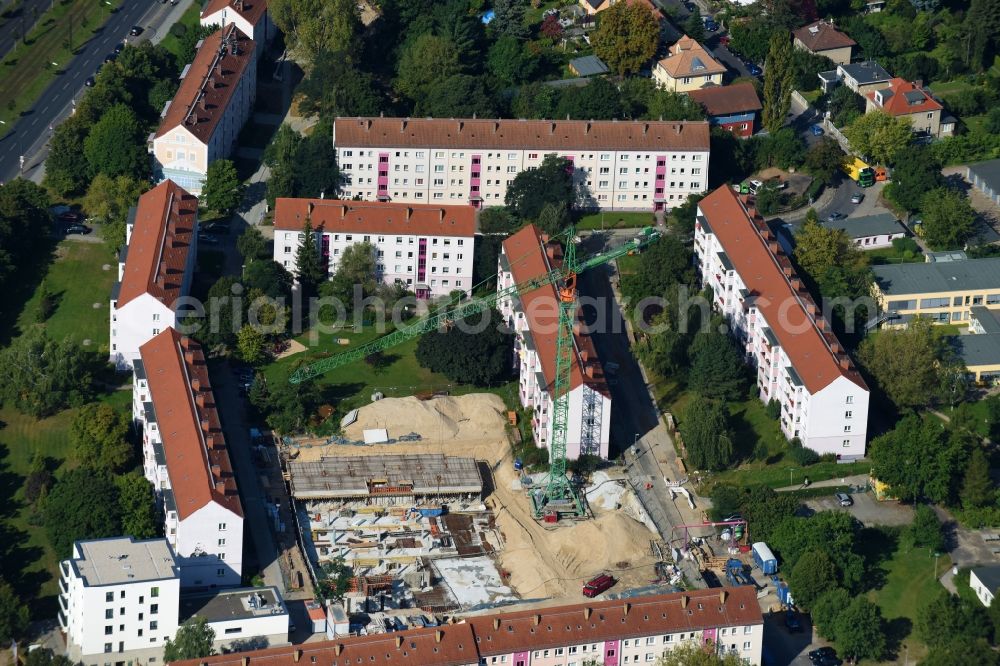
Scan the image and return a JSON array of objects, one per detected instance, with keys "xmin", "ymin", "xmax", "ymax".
[{"xmin": 58, "ymin": 610, "xmax": 67, "ymax": 631}]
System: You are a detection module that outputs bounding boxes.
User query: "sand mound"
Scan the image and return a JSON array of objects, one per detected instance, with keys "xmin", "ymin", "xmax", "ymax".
[
  {"xmin": 550, "ymin": 512, "xmax": 654, "ymax": 577},
  {"xmin": 343, "ymin": 394, "xmax": 507, "ymax": 443}
]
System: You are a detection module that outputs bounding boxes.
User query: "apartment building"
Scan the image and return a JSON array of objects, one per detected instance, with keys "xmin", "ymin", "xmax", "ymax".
[
  {"xmin": 110, "ymin": 180, "xmax": 199, "ymax": 370},
  {"xmin": 871, "ymin": 256, "xmax": 1000, "ymax": 325},
  {"xmin": 695, "ymin": 186, "xmax": 870, "ymax": 457},
  {"xmin": 792, "ymin": 20, "xmax": 856, "ymax": 66},
  {"xmin": 60, "ymin": 537, "xmax": 181, "ymax": 665},
  {"xmin": 332, "ymin": 117, "xmax": 711, "ymax": 212},
  {"xmin": 865, "ymin": 78, "xmax": 955, "ymax": 138},
  {"xmin": 171, "ymin": 587, "xmax": 764, "ymax": 666},
  {"xmin": 652, "ymin": 36, "xmax": 726, "ymax": 93},
  {"xmin": 134, "ymin": 329, "xmax": 244, "ymax": 588},
  {"xmin": 151, "ymin": 24, "xmax": 256, "ymax": 194},
  {"xmin": 272, "ymin": 199, "xmax": 476, "ymax": 299},
  {"xmin": 496, "ymin": 224, "xmax": 612, "ymax": 461},
  {"xmin": 201, "ymin": 0, "xmax": 275, "ymax": 54}
]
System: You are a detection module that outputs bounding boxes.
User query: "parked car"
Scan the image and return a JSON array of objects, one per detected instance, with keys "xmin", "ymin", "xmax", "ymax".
[
  {"xmin": 718, "ymin": 35, "xmax": 730, "ymax": 46},
  {"xmin": 836, "ymin": 492, "xmax": 854, "ymax": 507},
  {"xmin": 703, "ymin": 19, "xmax": 719, "ymax": 31},
  {"xmin": 851, "ymin": 192, "xmax": 865, "ymax": 204},
  {"xmin": 809, "ymin": 647, "xmax": 841, "ymax": 666},
  {"xmin": 684, "ymin": 1, "xmax": 696, "ymax": 11},
  {"xmin": 827, "ymin": 211, "xmax": 847, "ymax": 221},
  {"xmin": 84, "ymin": 76, "xmax": 96, "ymax": 87},
  {"xmin": 810, "ymin": 124, "xmax": 824, "ymax": 136},
  {"xmin": 104, "ymin": 52, "xmax": 117, "ymax": 63},
  {"xmin": 129, "ymin": 25, "xmax": 144, "ymax": 36},
  {"xmin": 57, "ymin": 211, "xmax": 82, "ymax": 224},
  {"xmin": 65, "ymin": 224, "xmax": 92, "ymax": 235},
  {"xmin": 114, "ymin": 42, "xmax": 125, "ymax": 54},
  {"xmin": 746, "ymin": 63, "xmax": 762, "ymax": 77}
]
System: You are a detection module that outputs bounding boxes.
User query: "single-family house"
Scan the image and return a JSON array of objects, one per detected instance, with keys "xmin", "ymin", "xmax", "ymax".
[
  {"xmin": 824, "ymin": 213, "xmax": 908, "ymax": 250},
  {"xmin": 792, "ymin": 20, "xmax": 856, "ymax": 66},
  {"xmin": 865, "ymin": 78, "xmax": 955, "ymax": 138},
  {"xmin": 818, "ymin": 61, "xmax": 892, "ymax": 96},
  {"xmin": 686, "ymin": 82, "xmax": 762, "ymax": 138},
  {"xmin": 580, "ymin": 0, "xmax": 662, "ymax": 21},
  {"xmin": 653, "ymin": 35, "xmax": 725, "ymax": 93}
]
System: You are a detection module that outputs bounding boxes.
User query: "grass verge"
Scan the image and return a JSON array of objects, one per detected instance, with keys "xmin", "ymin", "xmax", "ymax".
[
  {"xmin": 577, "ymin": 211, "xmax": 656, "ymax": 230},
  {"xmin": 158, "ymin": 1, "xmax": 200, "ymax": 63}
]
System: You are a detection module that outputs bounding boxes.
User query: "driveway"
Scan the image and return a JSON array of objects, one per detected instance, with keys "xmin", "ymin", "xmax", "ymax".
[{"xmin": 806, "ymin": 492, "xmax": 914, "ymax": 527}]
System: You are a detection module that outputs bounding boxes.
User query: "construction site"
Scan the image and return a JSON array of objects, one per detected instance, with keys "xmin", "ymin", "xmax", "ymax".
[{"xmin": 280, "ymin": 394, "xmax": 672, "ymax": 613}]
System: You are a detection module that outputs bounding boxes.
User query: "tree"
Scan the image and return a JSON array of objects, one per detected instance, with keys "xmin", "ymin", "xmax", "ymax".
[
  {"xmin": 505, "ymin": 155, "xmax": 575, "ymax": 221},
  {"xmin": 834, "ymin": 597, "xmax": 886, "ymax": 661},
  {"xmin": 621, "ymin": 235, "xmax": 694, "ymax": 302},
  {"xmin": 688, "ymin": 332, "xmax": 747, "ymax": 401},
  {"xmin": 415, "ymin": 313, "xmax": 514, "ymax": 385},
  {"xmin": 115, "ymin": 472, "xmax": 159, "ymax": 540},
  {"xmin": 316, "ymin": 556, "xmax": 354, "ymax": 603},
  {"xmin": 827, "ymin": 84, "xmax": 866, "ymax": 128},
  {"xmin": 762, "ymin": 33, "xmax": 795, "ymax": 134},
  {"xmin": 71, "ymin": 403, "xmax": 132, "ymax": 473},
  {"xmin": 961, "ymin": 447, "xmax": 995, "ymax": 510},
  {"xmin": 192, "ymin": 276, "xmax": 240, "ymax": 348},
  {"xmin": 555, "ymin": 78, "xmax": 624, "ymax": 120},
  {"xmin": 83, "ymin": 104, "xmax": 148, "ymax": 179},
  {"xmin": 23, "ymin": 452, "xmax": 52, "ymax": 506},
  {"xmin": 679, "ymin": 398, "xmax": 734, "ymax": 471},
  {"xmin": 917, "ymin": 592, "xmax": 992, "ymax": 648},
  {"xmin": 908, "ymin": 503, "xmax": 945, "ymax": 552},
  {"xmin": 843, "ymin": 110, "xmax": 913, "ymax": 165},
  {"xmin": 395, "ymin": 33, "xmax": 462, "ymax": 101},
  {"xmin": 487, "ymin": 35, "xmax": 538, "ymax": 85},
  {"xmin": 793, "ymin": 210, "xmax": 871, "ymax": 304},
  {"xmin": 264, "ymin": 124, "xmax": 303, "ymax": 205},
  {"xmin": 202, "ymin": 159, "xmax": 243, "ymax": 215},
  {"xmin": 0, "ymin": 578, "xmax": 28, "ymax": 644},
  {"xmin": 249, "ymin": 376, "xmax": 322, "ymax": 434},
  {"xmin": 540, "ymin": 13, "xmax": 563, "ymax": 40},
  {"xmin": 655, "ymin": 642, "xmax": 747, "ymax": 665},
  {"xmin": 787, "ymin": 550, "xmax": 839, "ymax": 610},
  {"xmin": 238, "ymin": 226, "xmax": 270, "ymax": 264},
  {"xmin": 323, "ymin": 242, "xmax": 377, "ymax": 313},
  {"xmin": 83, "ymin": 173, "xmax": 150, "ymax": 250},
  {"xmin": 803, "ymin": 138, "xmax": 845, "ymax": 185},
  {"xmin": 297, "ymin": 51, "xmax": 385, "ymax": 120},
  {"xmin": 754, "ymin": 128, "xmax": 806, "ymax": 170},
  {"xmin": 684, "ymin": 11, "xmax": 705, "ymax": 43},
  {"xmin": 44, "ymin": 114, "xmax": 92, "ymax": 196},
  {"xmin": 270, "ymin": 0, "xmax": 361, "ymax": 66},
  {"xmin": 592, "ymin": 1, "xmax": 659, "ymax": 76},
  {"xmin": 0, "ymin": 179, "xmax": 51, "ymax": 303},
  {"xmin": 44, "ymin": 468, "xmax": 122, "ymax": 559},
  {"xmin": 478, "ymin": 207, "xmax": 519, "ymax": 234},
  {"xmin": 858, "ymin": 318, "xmax": 958, "ymax": 410},
  {"xmin": 163, "ymin": 617, "xmax": 216, "ymax": 663},
  {"xmin": 244, "ymin": 260, "xmax": 293, "ymax": 300},
  {"xmin": 884, "ymin": 146, "xmax": 945, "ymax": 212},
  {"xmin": 812, "ymin": 587, "xmax": 851, "ymax": 642},
  {"xmin": 966, "ymin": 0, "xmax": 1000, "ymax": 71},
  {"xmin": 771, "ymin": 511, "xmax": 865, "ymax": 592},
  {"xmin": 728, "ymin": 17, "xmax": 776, "ymax": 65},
  {"xmin": 790, "ymin": 49, "xmax": 834, "ymax": 91},
  {"xmin": 295, "ymin": 219, "xmax": 327, "ymax": 300},
  {"xmin": 36, "ymin": 279, "xmax": 56, "ymax": 322},
  {"xmin": 23, "ymin": 648, "xmax": 76, "ymax": 666},
  {"xmin": 416, "ymin": 74, "xmax": 497, "ymax": 118},
  {"xmin": 237, "ymin": 324, "xmax": 267, "ymax": 365},
  {"xmin": 535, "ymin": 201, "xmax": 571, "ymax": 237},
  {"xmin": 920, "ymin": 188, "xmax": 977, "ymax": 250},
  {"xmin": 923, "ymin": 639, "xmax": 1000, "ymax": 666},
  {"xmin": 292, "ymin": 126, "xmax": 341, "ymax": 199},
  {"xmin": 0, "ymin": 330, "xmax": 95, "ymax": 417},
  {"xmin": 491, "ymin": 0, "xmax": 529, "ymax": 39}
]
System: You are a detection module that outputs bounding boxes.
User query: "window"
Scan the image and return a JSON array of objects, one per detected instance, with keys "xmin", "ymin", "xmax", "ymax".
[
  {"xmin": 105, "ymin": 626, "xmax": 113, "ymax": 635},
  {"xmin": 218, "ymin": 538, "xmax": 226, "ymax": 546},
  {"xmin": 104, "ymin": 644, "xmax": 112, "ymax": 654},
  {"xmin": 151, "ymin": 587, "xmax": 159, "ymax": 598},
  {"xmin": 844, "ymin": 425, "xmax": 852, "ymax": 433},
  {"xmin": 224, "ymin": 627, "xmax": 243, "ymax": 635},
  {"xmin": 106, "ymin": 609, "xmax": 114, "ymax": 619},
  {"xmin": 744, "ymin": 642, "xmax": 752, "ymax": 650},
  {"xmin": 150, "ymin": 604, "xmax": 158, "ymax": 615},
  {"xmin": 846, "ymin": 395, "xmax": 853, "ymax": 404},
  {"xmin": 845, "ymin": 411, "xmax": 852, "ymax": 419},
  {"xmin": 843, "ymin": 439, "xmax": 851, "ymax": 447},
  {"xmin": 150, "ymin": 621, "xmax": 158, "ymax": 631}
]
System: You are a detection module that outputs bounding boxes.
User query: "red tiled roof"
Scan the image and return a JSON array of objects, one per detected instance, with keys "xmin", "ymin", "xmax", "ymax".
[
  {"xmin": 117, "ymin": 180, "xmax": 197, "ymax": 309},
  {"xmin": 687, "ymin": 83, "xmax": 762, "ymax": 117},
  {"xmin": 201, "ymin": 0, "xmax": 268, "ymax": 27},
  {"xmin": 172, "ymin": 625, "xmax": 478, "ymax": 666},
  {"xmin": 333, "ymin": 118, "xmax": 711, "ymax": 152},
  {"xmin": 155, "ymin": 24, "xmax": 255, "ymax": 143},
  {"xmin": 865, "ymin": 78, "xmax": 942, "ymax": 116},
  {"xmin": 697, "ymin": 186, "xmax": 867, "ymax": 393},
  {"xmin": 792, "ymin": 20, "xmax": 856, "ymax": 52},
  {"xmin": 469, "ymin": 586, "xmax": 762, "ymax": 656},
  {"xmin": 502, "ymin": 224, "xmax": 609, "ymax": 397},
  {"xmin": 139, "ymin": 329, "xmax": 242, "ymax": 521},
  {"xmin": 656, "ymin": 35, "xmax": 726, "ymax": 79},
  {"xmin": 272, "ymin": 199, "xmax": 476, "ymax": 237}
]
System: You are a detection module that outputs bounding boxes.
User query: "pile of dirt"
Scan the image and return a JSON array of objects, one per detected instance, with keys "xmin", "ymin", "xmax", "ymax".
[{"xmin": 341, "ymin": 394, "xmax": 507, "ymax": 443}]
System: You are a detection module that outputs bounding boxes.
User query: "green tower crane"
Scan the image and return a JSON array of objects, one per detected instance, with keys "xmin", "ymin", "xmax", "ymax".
[{"xmin": 289, "ymin": 226, "xmax": 661, "ymax": 520}]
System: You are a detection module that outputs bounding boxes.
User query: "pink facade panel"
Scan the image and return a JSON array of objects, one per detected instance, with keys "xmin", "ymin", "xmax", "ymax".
[
  {"xmin": 603, "ymin": 639, "xmax": 620, "ymax": 666},
  {"xmin": 513, "ymin": 651, "xmax": 529, "ymax": 666}
]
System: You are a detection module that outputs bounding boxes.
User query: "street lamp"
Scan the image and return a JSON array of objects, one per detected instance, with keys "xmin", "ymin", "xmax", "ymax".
[
  {"xmin": 933, "ymin": 552, "xmax": 942, "ymax": 579},
  {"xmin": 788, "ymin": 467, "xmax": 796, "ymax": 486}
]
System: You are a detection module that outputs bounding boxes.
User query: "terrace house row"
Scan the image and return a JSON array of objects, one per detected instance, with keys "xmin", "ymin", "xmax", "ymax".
[{"xmin": 332, "ymin": 117, "xmax": 711, "ymax": 212}]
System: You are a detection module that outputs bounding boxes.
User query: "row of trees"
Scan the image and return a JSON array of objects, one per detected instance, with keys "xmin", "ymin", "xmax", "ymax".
[{"xmin": 0, "ymin": 179, "xmax": 52, "ymax": 321}]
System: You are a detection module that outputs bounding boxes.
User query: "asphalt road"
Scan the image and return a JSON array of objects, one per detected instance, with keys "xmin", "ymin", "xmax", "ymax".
[
  {"xmin": 0, "ymin": 0, "xmax": 52, "ymax": 60},
  {"xmin": 0, "ymin": 0, "xmax": 189, "ymax": 183}
]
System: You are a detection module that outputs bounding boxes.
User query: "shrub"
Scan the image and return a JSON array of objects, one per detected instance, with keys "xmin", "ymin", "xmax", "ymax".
[
  {"xmin": 169, "ymin": 22, "xmax": 188, "ymax": 38},
  {"xmin": 789, "ymin": 445, "xmax": 821, "ymax": 466}
]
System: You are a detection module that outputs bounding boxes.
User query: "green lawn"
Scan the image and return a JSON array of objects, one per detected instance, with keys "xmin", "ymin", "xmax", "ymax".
[
  {"xmin": 16, "ymin": 241, "xmax": 115, "ymax": 348},
  {"xmin": 867, "ymin": 246, "xmax": 924, "ymax": 265},
  {"xmin": 0, "ymin": 0, "xmax": 125, "ymax": 128},
  {"xmin": 577, "ymin": 211, "xmax": 656, "ymax": 231},
  {"xmin": 928, "ymin": 79, "xmax": 977, "ymax": 97},
  {"xmin": 158, "ymin": 1, "xmax": 201, "ymax": 63}
]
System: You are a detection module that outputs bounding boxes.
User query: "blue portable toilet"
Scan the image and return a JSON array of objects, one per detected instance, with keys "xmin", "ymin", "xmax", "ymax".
[{"xmin": 752, "ymin": 542, "xmax": 778, "ymax": 575}]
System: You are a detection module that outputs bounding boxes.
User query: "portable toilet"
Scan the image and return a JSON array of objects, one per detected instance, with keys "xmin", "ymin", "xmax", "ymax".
[{"xmin": 752, "ymin": 542, "xmax": 778, "ymax": 575}]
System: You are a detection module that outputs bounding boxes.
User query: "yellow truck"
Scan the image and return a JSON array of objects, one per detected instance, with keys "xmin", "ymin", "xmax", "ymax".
[{"xmin": 842, "ymin": 157, "xmax": 876, "ymax": 187}]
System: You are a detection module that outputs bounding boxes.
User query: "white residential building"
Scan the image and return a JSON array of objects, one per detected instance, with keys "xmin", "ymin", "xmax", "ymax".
[
  {"xmin": 110, "ymin": 180, "xmax": 199, "ymax": 370},
  {"xmin": 971, "ymin": 567, "xmax": 1000, "ymax": 607},
  {"xmin": 694, "ymin": 186, "xmax": 870, "ymax": 458},
  {"xmin": 496, "ymin": 224, "xmax": 612, "ymax": 460},
  {"xmin": 60, "ymin": 537, "xmax": 181, "ymax": 665},
  {"xmin": 332, "ymin": 117, "xmax": 711, "ymax": 212},
  {"xmin": 134, "ymin": 329, "xmax": 244, "ymax": 588},
  {"xmin": 179, "ymin": 587, "xmax": 290, "ymax": 651},
  {"xmin": 151, "ymin": 24, "xmax": 256, "ymax": 194},
  {"xmin": 272, "ymin": 199, "xmax": 476, "ymax": 299},
  {"xmin": 201, "ymin": 0, "xmax": 275, "ymax": 56}
]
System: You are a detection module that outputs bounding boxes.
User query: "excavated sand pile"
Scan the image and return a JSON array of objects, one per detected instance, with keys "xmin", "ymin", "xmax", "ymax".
[{"xmin": 342, "ymin": 394, "xmax": 507, "ymax": 443}]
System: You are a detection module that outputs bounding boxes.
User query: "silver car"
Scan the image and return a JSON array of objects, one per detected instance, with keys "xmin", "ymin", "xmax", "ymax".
[{"xmin": 836, "ymin": 492, "xmax": 853, "ymax": 507}]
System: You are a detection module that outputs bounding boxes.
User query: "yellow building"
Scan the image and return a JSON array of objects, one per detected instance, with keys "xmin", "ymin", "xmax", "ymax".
[
  {"xmin": 871, "ymin": 255, "xmax": 1000, "ymax": 326},
  {"xmin": 652, "ymin": 36, "xmax": 725, "ymax": 93}
]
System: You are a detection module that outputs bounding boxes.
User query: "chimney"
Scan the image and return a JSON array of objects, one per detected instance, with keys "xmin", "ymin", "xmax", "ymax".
[
  {"xmin": 783, "ymin": 265, "xmax": 793, "ymax": 278},
  {"xmin": 395, "ymin": 636, "xmax": 403, "ymax": 648},
  {"xmin": 572, "ymin": 321, "xmax": 582, "ymax": 335},
  {"xmin": 400, "ymin": 120, "xmax": 406, "ymax": 132},
  {"xmin": 586, "ymin": 121, "xmax": 592, "ymax": 134},
  {"xmin": 406, "ymin": 207, "xmax": 413, "ymax": 221},
  {"xmin": 439, "ymin": 208, "xmax": 446, "ymax": 222},
  {"xmin": 546, "ymin": 246, "xmax": 557, "ymax": 259},
  {"xmin": 584, "ymin": 607, "xmax": 592, "ymax": 620},
  {"xmin": 584, "ymin": 364, "xmax": 594, "ymax": 379},
  {"xmin": 643, "ymin": 123, "xmax": 649, "ymax": 135},
  {"xmin": 211, "ymin": 464, "xmax": 221, "ymax": 479},
  {"xmin": 196, "ymin": 393, "xmax": 206, "ymax": 409},
  {"xmin": 720, "ymin": 590, "xmax": 728, "ymax": 604},
  {"xmin": 806, "ymin": 302, "xmax": 816, "ymax": 316},
  {"xmin": 768, "ymin": 241, "xmax": 779, "ymax": 255},
  {"xmin": 681, "ymin": 595, "xmax": 689, "ymax": 609},
  {"xmin": 241, "ymin": 658, "xmax": 249, "ymax": 666},
  {"xmin": 493, "ymin": 121, "xmax": 500, "ymax": 133},
  {"xmin": 192, "ymin": 377, "xmax": 202, "ymax": 392},
  {"xmin": 307, "ymin": 202, "xmax": 314, "ymax": 216},
  {"xmin": 335, "ymin": 645, "xmax": 343, "ymax": 656},
  {"xmin": 184, "ymin": 350, "xmax": 196, "ymax": 365},
  {"xmin": 831, "ymin": 342, "xmax": 842, "ymax": 354},
  {"xmin": 533, "ymin": 614, "xmax": 541, "ymax": 626},
  {"xmin": 623, "ymin": 602, "xmax": 631, "ymax": 616},
  {"xmin": 914, "ymin": 79, "xmax": 923, "ymax": 89},
  {"xmin": 435, "ymin": 630, "xmax": 444, "ymax": 643},
  {"xmin": 817, "ymin": 317, "xmax": 827, "ymax": 330},
  {"xmin": 201, "ymin": 417, "xmax": 211, "ymax": 432},
  {"xmin": 293, "ymin": 650, "xmax": 302, "ymax": 663},
  {"xmin": 580, "ymin": 348, "xmax": 589, "ymax": 363},
  {"xmin": 365, "ymin": 119, "xmax": 372, "ymax": 131},
  {"xmin": 458, "ymin": 121, "xmax": 464, "ymax": 132},
  {"xmin": 674, "ymin": 124, "xmax": 682, "ymax": 135},
  {"xmin": 839, "ymin": 355, "xmax": 851, "ymax": 370},
  {"xmin": 550, "ymin": 122, "xmax": 556, "ymax": 134},
  {"xmin": 215, "ymin": 480, "xmax": 226, "ymax": 493},
  {"xmin": 791, "ymin": 278, "xmax": 801, "ymax": 290},
  {"xmin": 493, "ymin": 617, "xmax": 500, "ymax": 630}
]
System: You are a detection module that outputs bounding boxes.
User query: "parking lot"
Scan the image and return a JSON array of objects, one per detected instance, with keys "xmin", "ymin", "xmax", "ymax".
[{"xmin": 806, "ymin": 492, "xmax": 914, "ymax": 527}]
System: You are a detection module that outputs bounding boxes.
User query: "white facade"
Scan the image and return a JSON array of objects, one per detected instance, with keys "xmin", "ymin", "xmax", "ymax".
[
  {"xmin": 694, "ymin": 191, "xmax": 869, "ymax": 458},
  {"xmin": 182, "ymin": 587, "xmax": 289, "ymax": 651},
  {"xmin": 332, "ymin": 118, "xmax": 711, "ymax": 212},
  {"xmin": 201, "ymin": 2, "xmax": 276, "ymax": 56},
  {"xmin": 60, "ymin": 538, "xmax": 180, "ymax": 665},
  {"xmin": 273, "ymin": 228, "xmax": 474, "ymax": 298},
  {"xmin": 971, "ymin": 568, "xmax": 1000, "ymax": 608}
]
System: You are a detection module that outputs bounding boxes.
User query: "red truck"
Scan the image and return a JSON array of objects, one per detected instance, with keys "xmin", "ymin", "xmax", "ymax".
[{"xmin": 582, "ymin": 574, "xmax": 616, "ymax": 598}]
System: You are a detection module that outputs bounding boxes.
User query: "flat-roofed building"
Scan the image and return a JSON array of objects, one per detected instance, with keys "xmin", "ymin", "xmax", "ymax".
[
  {"xmin": 179, "ymin": 587, "xmax": 289, "ymax": 650},
  {"xmin": 872, "ymin": 256, "xmax": 1000, "ymax": 326},
  {"xmin": 60, "ymin": 537, "xmax": 180, "ymax": 665},
  {"xmin": 110, "ymin": 181, "xmax": 199, "ymax": 370},
  {"xmin": 151, "ymin": 25, "xmax": 256, "ymax": 193},
  {"xmin": 497, "ymin": 224, "xmax": 612, "ymax": 460},
  {"xmin": 333, "ymin": 117, "xmax": 710, "ymax": 212},
  {"xmin": 134, "ymin": 329, "xmax": 244, "ymax": 588},
  {"xmin": 695, "ymin": 186, "xmax": 869, "ymax": 457},
  {"xmin": 271, "ymin": 199, "xmax": 475, "ymax": 299},
  {"xmin": 823, "ymin": 212, "xmax": 908, "ymax": 250}
]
